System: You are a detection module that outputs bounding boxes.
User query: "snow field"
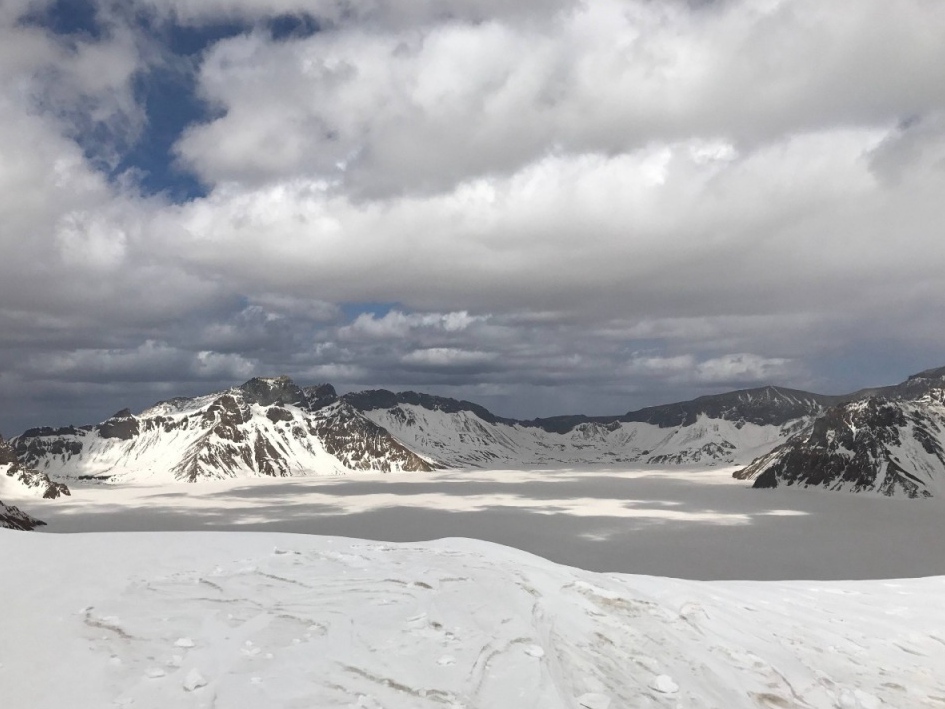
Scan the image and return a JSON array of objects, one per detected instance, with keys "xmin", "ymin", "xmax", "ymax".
[{"xmin": 2, "ymin": 530, "xmax": 944, "ymax": 708}]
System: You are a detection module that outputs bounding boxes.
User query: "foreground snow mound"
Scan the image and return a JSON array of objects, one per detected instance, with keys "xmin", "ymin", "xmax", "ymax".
[
  {"xmin": 2, "ymin": 531, "xmax": 943, "ymax": 708},
  {"xmin": 0, "ymin": 499, "xmax": 45, "ymax": 529}
]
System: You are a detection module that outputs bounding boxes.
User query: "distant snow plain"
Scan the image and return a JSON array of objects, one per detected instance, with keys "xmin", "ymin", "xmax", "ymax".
[{"xmin": 4, "ymin": 465, "xmax": 945, "ymax": 708}]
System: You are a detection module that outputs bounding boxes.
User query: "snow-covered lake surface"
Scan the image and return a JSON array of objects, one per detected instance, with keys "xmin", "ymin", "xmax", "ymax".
[
  {"xmin": 6, "ymin": 466, "xmax": 945, "ymax": 708},
  {"xmin": 13, "ymin": 465, "xmax": 945, "ymax": 580}
]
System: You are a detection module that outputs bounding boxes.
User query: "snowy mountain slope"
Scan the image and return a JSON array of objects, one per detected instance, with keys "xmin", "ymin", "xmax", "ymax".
[
  {"xmin": 736, "ymin": 369, "xmax": 945, "ymax": 498},
  {"xmin": 12, "ymin": 377, "xmax": 435, "ymax": 483},
  {"xmin": 0, "ymin": 434, "xmax": 63, "ymax": 529},
  {"xmin": 17, "ymin": 369, "xmax": 945, "ymax": 488},
  {"xmin": 357, "ymin": 402, "xmax": 811, "ymax": 468},
  {"xmin": 3, "ymin": 530, "xmax": 943, "ymax": 708},
  {"xmin": 0, "ymin": 433, "xmax": 69, "ymax": 499},
  {"xmin": 620, "ymin": 385, "xmax": 843, "ymax": 427}
]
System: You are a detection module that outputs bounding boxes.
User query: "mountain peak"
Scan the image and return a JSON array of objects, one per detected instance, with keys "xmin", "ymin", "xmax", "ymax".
[{"xmin": 238, "ymin": 376, "xmax": 307, "ymax": 407}]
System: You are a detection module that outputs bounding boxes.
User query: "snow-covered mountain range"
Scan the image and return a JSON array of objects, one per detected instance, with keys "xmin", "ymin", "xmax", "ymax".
[
  {"xmin": 12, "ymin": 377, "xmax": 435, "ymax": 484},
  {"xmin": 10, "ymin": 366, "xmax": 945, "ymax": 498},
  {"xmin": 12, "ymin": 379, "xmax": 834, "ymax": 484},
  {"xmin": 347, "ymin": 386, "xmax": 819, "ymax": 468},
  {"xmin": 735, "ymin": 366, "xmax": 945, "ymax": 498}
]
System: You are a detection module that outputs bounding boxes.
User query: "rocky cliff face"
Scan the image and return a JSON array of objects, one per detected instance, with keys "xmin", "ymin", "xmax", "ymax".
[{"xmin": 735, "ymin": 370, "xmax": 945, "ymax": 498}]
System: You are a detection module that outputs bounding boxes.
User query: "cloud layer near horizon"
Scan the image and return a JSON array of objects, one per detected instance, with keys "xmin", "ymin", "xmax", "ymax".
[{"xmin": 2, "ymin": 0, "xmax": 945, "ymax": 433}]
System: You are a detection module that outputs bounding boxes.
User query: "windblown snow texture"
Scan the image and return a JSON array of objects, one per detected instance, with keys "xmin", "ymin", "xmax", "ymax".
[{"xmin": 2, "ymin": 531, "xmax": 943, "ymax": 708}]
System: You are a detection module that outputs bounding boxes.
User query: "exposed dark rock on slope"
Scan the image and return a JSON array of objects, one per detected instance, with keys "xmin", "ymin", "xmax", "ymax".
[
  {"xmin": 0, "ymin": 499, "xmax": 45, "ymax": 530},
  {"xmin": 735, "ymin": 369, "xmax": 945, "ymax": 498}
]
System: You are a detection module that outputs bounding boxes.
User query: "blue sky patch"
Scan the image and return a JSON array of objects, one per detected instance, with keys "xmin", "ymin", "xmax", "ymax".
[
  {"xmin": 23, "ymin": 4, "xmax": 322, "ymax": 203},
  {"xmin": 20, "ymin": 0, "xmax": 104, "ymax": 41}
]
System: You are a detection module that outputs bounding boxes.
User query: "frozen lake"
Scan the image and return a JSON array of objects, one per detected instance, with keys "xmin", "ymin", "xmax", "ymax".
[{"xmin": 22, "ymin": 465, "xmax": 945, "ymax": 580}]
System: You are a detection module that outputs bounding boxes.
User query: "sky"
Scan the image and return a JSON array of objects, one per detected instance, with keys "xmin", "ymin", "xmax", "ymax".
[{"xmin": 2, "ymin": 0, "xmax": 945, "ymax": 435}]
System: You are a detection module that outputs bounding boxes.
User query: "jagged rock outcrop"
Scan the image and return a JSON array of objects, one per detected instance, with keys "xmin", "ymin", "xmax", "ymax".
[
  {"xmin": 735, "ymin": 369, "xmax": 945, "ymax": 498},
  {"xmin": 0, "ymin": 499, "xmax": 45, "ymax": 530}
]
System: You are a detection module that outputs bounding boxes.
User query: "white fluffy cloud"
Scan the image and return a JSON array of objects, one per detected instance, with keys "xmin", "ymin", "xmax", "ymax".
[{"xmin": 3, "ymin": 0, "xmax": 945, "ymax": 432}]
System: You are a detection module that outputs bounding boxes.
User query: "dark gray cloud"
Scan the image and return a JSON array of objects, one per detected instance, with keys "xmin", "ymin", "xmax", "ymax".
[{"xmin": 2, "ymin": 0, "xmax": 945, "ymax": 435}]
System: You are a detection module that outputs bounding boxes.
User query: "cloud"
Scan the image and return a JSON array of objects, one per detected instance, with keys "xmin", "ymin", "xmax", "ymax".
[
  {"xmin": 340, "ymin": 311, "xmax": 484, "ymax": 340},
  {"xmin": 2, "ymin": 0, "xmax": 945, "ymax": 433},
  {"xmin": 400, "ymin": 347, "xmax": 498, "ymax": 370},
  {"xmin": 172, "ymin": 0, "xmax": 945, "ymax": 197}
]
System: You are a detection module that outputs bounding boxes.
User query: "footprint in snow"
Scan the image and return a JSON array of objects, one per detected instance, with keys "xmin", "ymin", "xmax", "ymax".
[
  {"xmin": 649, "ymin": 674, "xmax": 679, "ymax": 694},
  {"xmin": 183, "ymin": 668, "xmax": 207, "ymax": 692},
  {"xmin": 437, "ymin": 655, "xmax": 456, "ymax": 666},
  {"xmin": 524, "ymin": 645, "xmax": 545, "ymax": 658},
  {"xmin": 838, "ymin": 688, "xmax": 880, "ymax": 709},
  {"xmin": 576, "ymin": 692, "xmax": 611, "ymax": 709},
  {"xmin": 174, "ymin": 637, "xmax": 195, "ymax": 648}
]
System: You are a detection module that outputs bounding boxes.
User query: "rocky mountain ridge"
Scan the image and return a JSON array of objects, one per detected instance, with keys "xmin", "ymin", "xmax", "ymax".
[
  {"xmin": 13, "ymin": 367, "xmax": 945, "ymax": 498},
  {"xmin": 734, "ymin": 368, "xmax": 945, "ymax": 498},
  {"xmin": 13, "ymin": 377, "xmax": 435, "ymax": 483}
]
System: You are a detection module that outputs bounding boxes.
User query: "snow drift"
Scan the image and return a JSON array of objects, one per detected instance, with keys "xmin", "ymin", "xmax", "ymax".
[{"xmin": 2, "ymin": 530, "xmax": 943, "ymax": 708}]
